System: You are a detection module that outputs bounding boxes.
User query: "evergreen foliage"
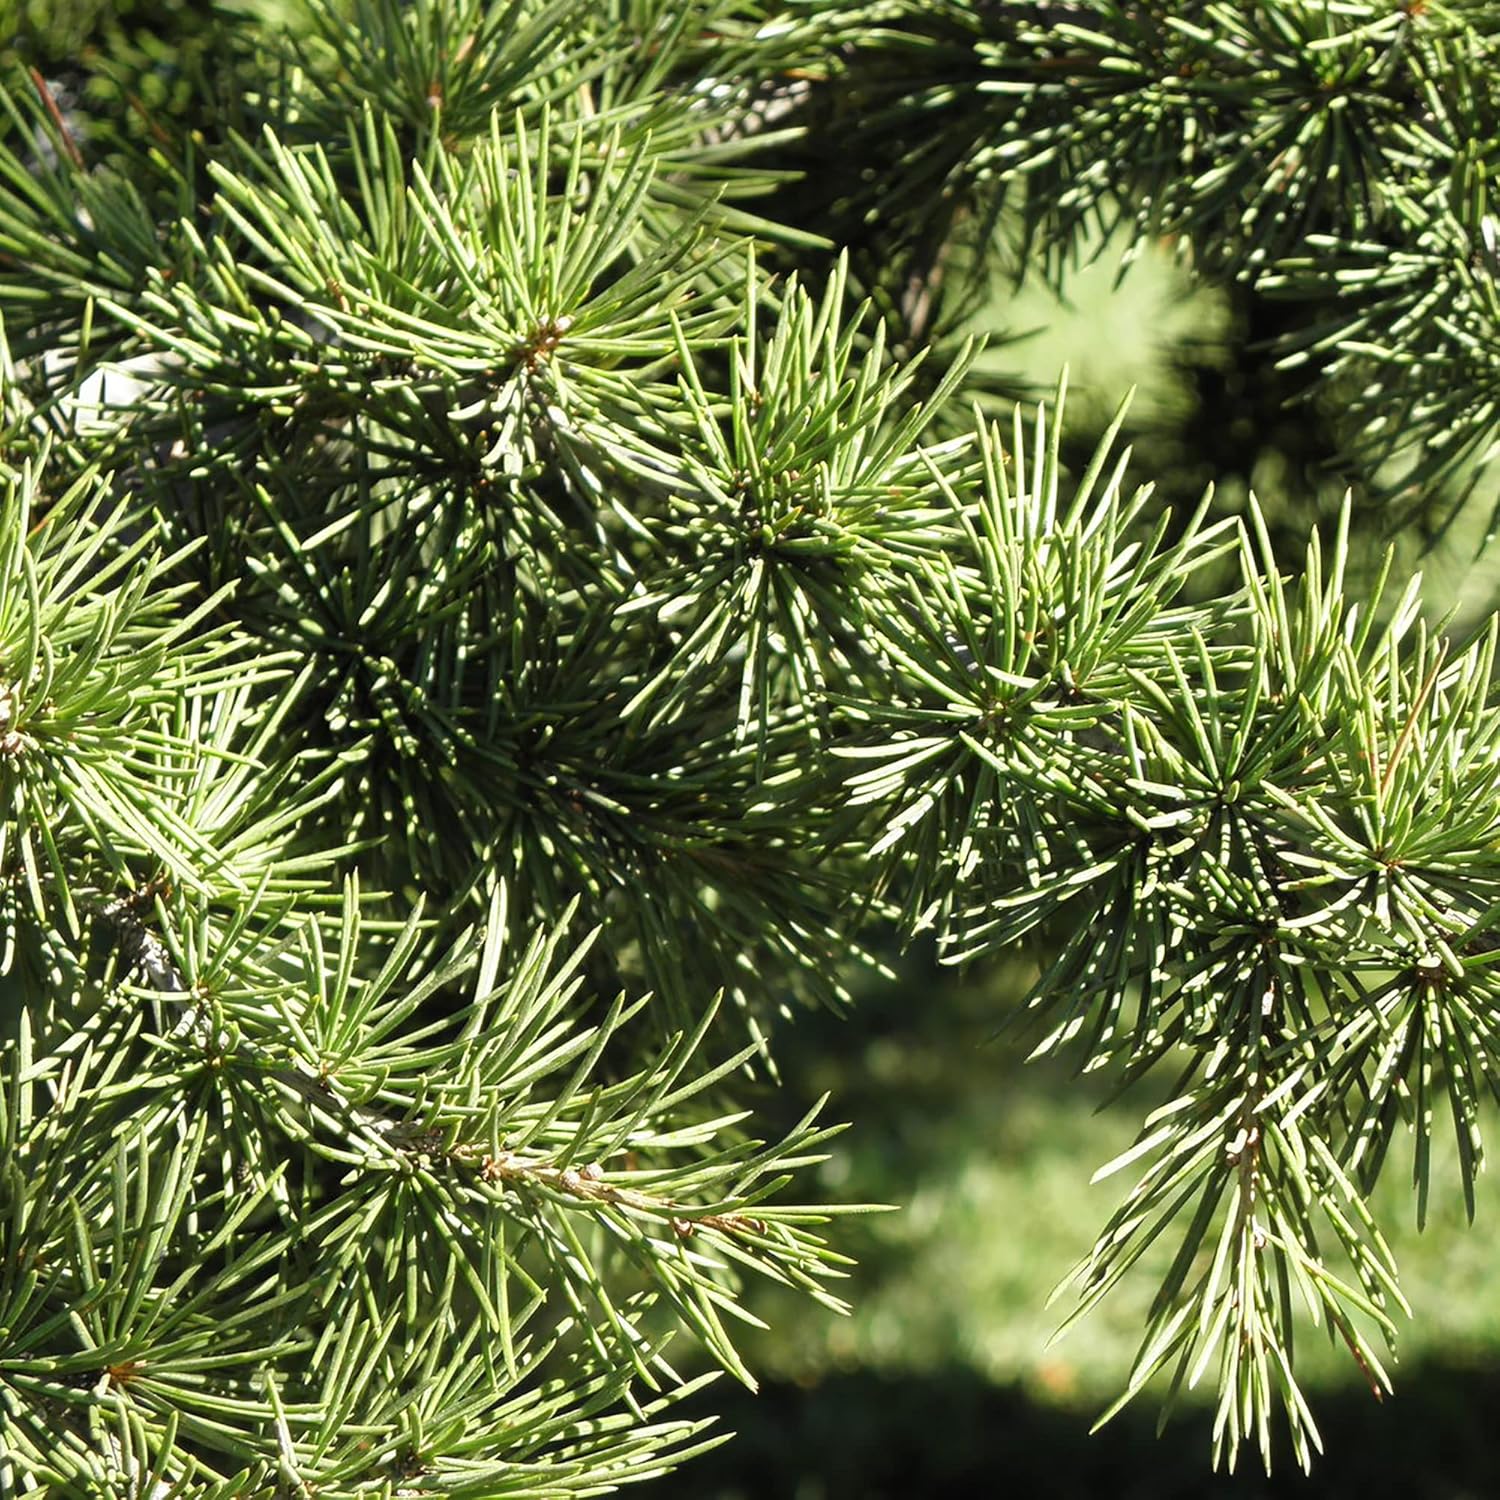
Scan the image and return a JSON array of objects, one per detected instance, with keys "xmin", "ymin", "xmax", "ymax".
[{"xmin": 3, "ymin": 0, "xmax": 1500, "ymax": 1490}]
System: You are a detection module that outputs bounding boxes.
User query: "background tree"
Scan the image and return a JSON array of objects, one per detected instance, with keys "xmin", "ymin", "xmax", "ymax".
[{"xmin": 4, "ymin": 0, "xmax": 1500, "ymax": 1492}]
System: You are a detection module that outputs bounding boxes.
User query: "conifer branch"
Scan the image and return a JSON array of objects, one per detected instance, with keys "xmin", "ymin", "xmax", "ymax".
[{"xmin": 5, "ymin": 0, "xmax": 1500, "ymax": 1485}]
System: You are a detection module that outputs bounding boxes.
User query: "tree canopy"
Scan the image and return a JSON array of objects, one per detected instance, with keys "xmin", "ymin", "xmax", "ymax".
[{"xmin": 3, "ymin": 1, "xmax": 1500, "ymax": 1490}]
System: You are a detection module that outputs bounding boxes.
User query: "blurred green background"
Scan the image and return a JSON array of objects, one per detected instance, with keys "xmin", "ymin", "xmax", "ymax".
[
  {"xmin": 645, "ymin": 951, "xmax": 1500, "ymax": 1498},
  {"xmin": 16, "ymin": 3, "xmax": 1500, "ymax": 1493}
]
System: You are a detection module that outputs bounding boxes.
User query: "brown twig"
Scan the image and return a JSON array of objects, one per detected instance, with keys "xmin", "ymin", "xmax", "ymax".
[
  {"xmin": 475, "ymin": 1146, "xmax": 769, "ymax": 1238},
  {"xmin": 29, "ymin": 70, "xmax": 83, "ymax": 170}
]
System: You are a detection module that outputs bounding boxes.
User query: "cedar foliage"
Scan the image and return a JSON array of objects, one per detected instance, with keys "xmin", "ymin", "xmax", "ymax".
[{"xmin": 2, "ymin": 0, "xmax": 1500, "ymax": 1489}]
